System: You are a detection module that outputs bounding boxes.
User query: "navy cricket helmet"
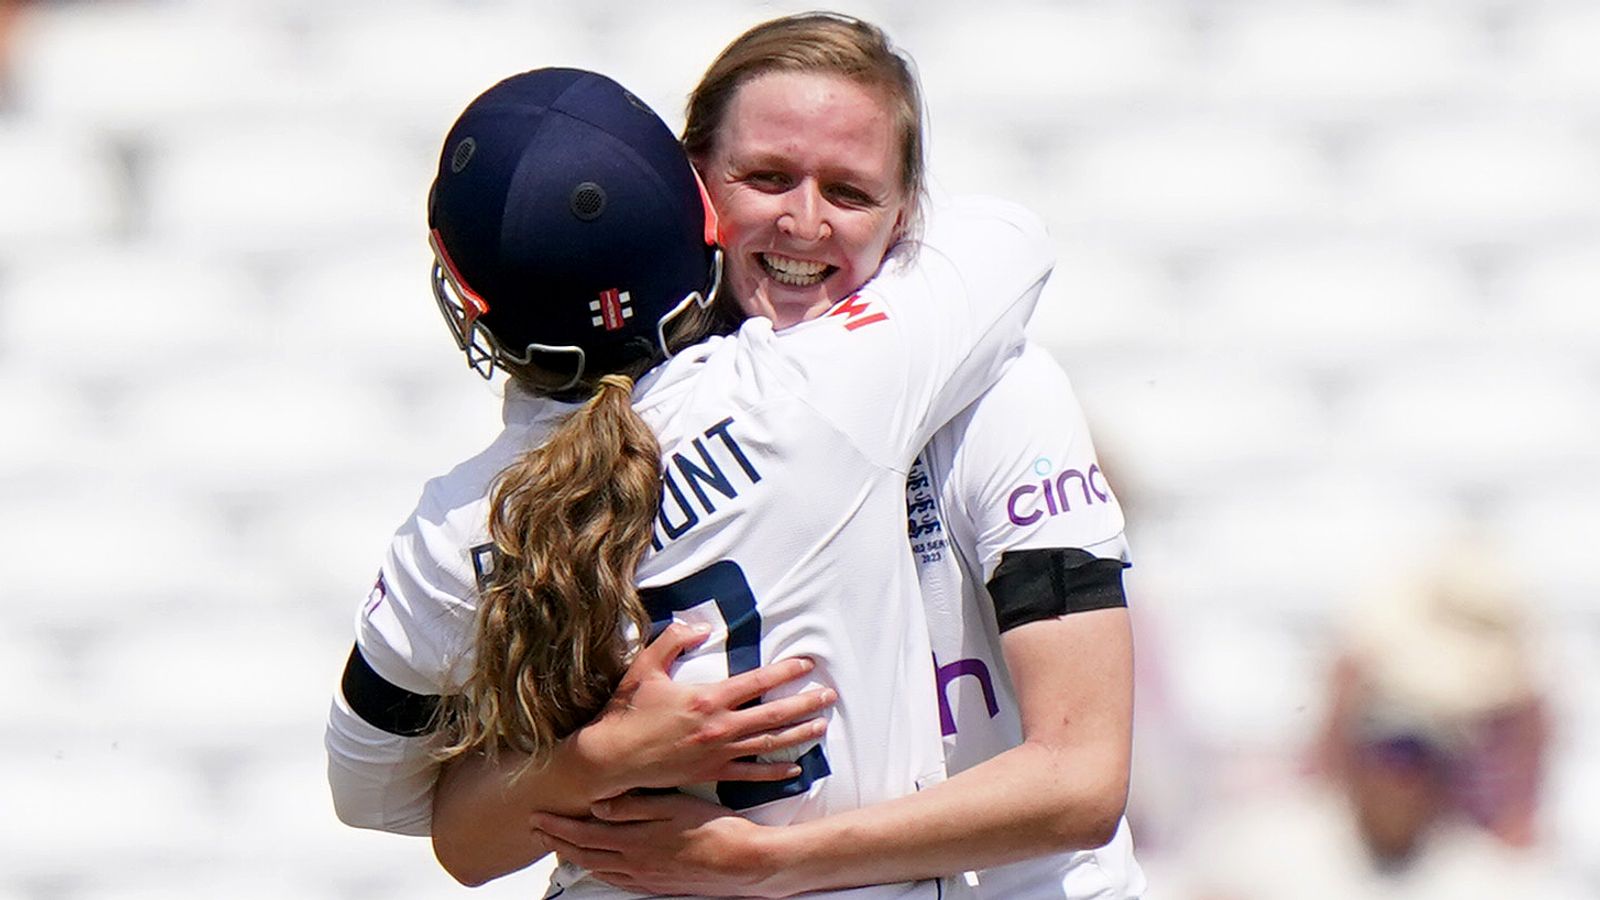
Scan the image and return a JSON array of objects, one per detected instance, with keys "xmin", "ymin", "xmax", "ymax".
[{"xmin": 427, "ymin": 67, "xmax": 721, "ymax": 383}]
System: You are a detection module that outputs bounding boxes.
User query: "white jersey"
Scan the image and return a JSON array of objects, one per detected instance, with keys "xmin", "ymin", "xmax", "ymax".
[
  {"xmin": 325, "ymin": 196, "xmax": 1053, "ymax": 900},
  {"xmin": 909, "ymin": 343, "xmax": 1145, "ymax": 899}
]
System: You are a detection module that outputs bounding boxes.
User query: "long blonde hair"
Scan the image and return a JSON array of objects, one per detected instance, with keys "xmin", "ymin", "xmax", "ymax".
[
  {"xmin": 684, "ymin": 12, "xmax": 928, "ymax": 240},
  {"xmin": 435, "ymin": 304, "xmax": 719, "ymax": 766}
]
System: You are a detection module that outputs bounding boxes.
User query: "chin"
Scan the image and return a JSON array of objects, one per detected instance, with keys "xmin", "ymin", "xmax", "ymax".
[
  {"xmin": 774, "ymin": 291, "xmax": 835, "ymax": 326},
  {"xmin": 741, "ymin": 281, "xmax": 831, "ymax": 328}
]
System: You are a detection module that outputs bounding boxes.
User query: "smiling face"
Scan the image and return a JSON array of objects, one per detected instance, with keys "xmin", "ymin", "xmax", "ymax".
[{"xmin": 696, "ymin": 71, "xmax": 909, "ymax": 328}]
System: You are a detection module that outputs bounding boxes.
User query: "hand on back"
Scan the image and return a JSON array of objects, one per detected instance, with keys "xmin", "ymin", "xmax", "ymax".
[{"xmin": 576, "ymin": 621, "xmax": 836, "ymax": 796}]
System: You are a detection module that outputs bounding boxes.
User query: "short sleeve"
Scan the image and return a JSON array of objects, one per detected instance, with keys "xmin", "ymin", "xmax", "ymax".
[
  {"xmin": 942, "ymin": 344, "xmax": 1130, "ymax": 584},
  {"xmin": 354, "ymin": 510, "xmax": 479, "ymax": 696},
  {"xmin": 326, "ymin": 489, "xmax": 482, "ymax": 834}
]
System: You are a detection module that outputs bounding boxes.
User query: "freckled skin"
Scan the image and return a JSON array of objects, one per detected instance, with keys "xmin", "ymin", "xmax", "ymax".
[{"xmin": 696, "ymin": 71, "xmax": 908, "ymax": 329}]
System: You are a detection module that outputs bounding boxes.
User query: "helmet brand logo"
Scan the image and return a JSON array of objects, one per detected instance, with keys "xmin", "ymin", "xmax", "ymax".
[{"xmin": 590, "ymin": 289, "xmax": 634, "ymax": 331}]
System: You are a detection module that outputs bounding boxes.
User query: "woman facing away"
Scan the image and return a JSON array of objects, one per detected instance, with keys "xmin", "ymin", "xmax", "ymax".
[
  {"xmin": 323, "ymin": 62, "xmax": 1056, "ymax": 900},
  {"xmin": 429, "ymin": 14, "xmax": 1145, "ymax": 900}
]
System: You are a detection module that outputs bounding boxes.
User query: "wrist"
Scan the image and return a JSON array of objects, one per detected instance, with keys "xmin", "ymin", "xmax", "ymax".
[
  {"xmin": 561, "ymin": 723, "xmax": 625, "ymax": 804},
  {"xmin": 748, "ymin": 822, "xmax": 811, "ymax": 898}
]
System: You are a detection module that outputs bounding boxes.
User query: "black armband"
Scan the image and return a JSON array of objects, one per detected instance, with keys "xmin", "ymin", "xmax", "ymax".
[
  {"xmin": 340, "ymin": 644, "xmax": 441, "ymax": 737},
  {"xmin": 986, "ymin": 547, "xmax": 1128, "ymax": 633}
]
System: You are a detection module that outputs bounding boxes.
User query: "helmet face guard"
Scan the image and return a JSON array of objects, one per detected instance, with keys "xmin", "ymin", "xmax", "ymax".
[
  {"xmin": 429, "ymin": 228, "xmax": 720, "ymax": 385},
  {"xmin": 655, "ymin": 247, "xmax": 723, "ymax": 357},
  {"xmin": 429, "ymin": 228, "xmax": 500, "ymax": 379}
]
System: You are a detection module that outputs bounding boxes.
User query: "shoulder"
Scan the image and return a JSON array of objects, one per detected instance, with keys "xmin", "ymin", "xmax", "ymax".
[
  {"xmin": 407, "ymin": 425, "xmax": 528, "ymax": 541},
  {"xmin": 865, "ymin": 194, "xmax": 1055, "ymax": 309},
  {"xmin": 935, "ymin": 343, "xmax": 1083, "ymax": 471},
  {"xmin": 411, "ymin": 389, "xmax": 573, "ymax": 520},
  {"xmin": 922, "ymin": 194, "xmax": 1051, "ymax": 246},
  {"xmin": 962, "ymin": 344, "xmax": 1074, "ymax": 427},
  {"xmin": 930, "ymin": 343, "xmax": 1129, "ymax": 570},
  {"xmin": 369, "ymin": 401, "xmax": 559, "ymax": 654}
]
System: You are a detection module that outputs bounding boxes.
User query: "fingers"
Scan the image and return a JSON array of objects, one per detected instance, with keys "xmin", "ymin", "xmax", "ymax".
[
  {"xmin": 723, "ymin": 716, "xmax": 829, "ymax": 762},
  {"xmin": 694, "ymin": 687, "xmax": 832, "ymax": 752},
  {"xmin": 711, "ymin": 656, "xmax": 817, "ymax": 708},
  {"xmin": 538, "ymin": 827, "xmax": 625, "ymax": 874},
  {"xmin": 633, "ymin": 621, "xmax": 712, "ymax": 674},
  {"xmin": 732, "ymin": 687, "xmax": 836, "ymax": 733},
  {"xmin": 531, "ymin": 812, "xmax": 631, "ymax": 852},
  {"xmin": 588, "ymin": 793, "xmax": 683, "ymax": 823},
  {"xmin": 712, "ymin": 758, "xmax": 809, "ymax": 783},
  {"xmin": 686, "ymin": 687, "xmax": 831, "ymax": 760},
  {"xmin": 588, "ymin": 790, "xmax": 733, "ymax": 824}
]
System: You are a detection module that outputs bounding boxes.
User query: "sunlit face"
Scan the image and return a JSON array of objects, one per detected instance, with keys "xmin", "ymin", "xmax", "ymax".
[{"xmin": 696, "ymin": 71, "xmax": 908, "ymax": 329}]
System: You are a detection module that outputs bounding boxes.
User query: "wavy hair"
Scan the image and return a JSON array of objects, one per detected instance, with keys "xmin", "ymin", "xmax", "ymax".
[{"xmin": 434, "ymin": 303, "xmax": 720, "ymax": 767}]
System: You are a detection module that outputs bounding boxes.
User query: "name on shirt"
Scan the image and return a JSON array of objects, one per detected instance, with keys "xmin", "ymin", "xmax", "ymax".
[
  {"xmin": 827, "ymin": 293, "xmax": 888, "ymax": 331},
  {"xmin": 464, "ymin": 419, "xmax": 758, "ymax": 583},
  {"xmin": 651, "ymin": 416, "xmax": 762, "ymax": 551}
]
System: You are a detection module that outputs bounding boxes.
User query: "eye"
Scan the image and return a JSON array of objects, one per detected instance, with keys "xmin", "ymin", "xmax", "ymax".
[
  {"xmin": 746, "ymin": 171, "xmax": 792, "ymax": 191},
  {"xmin": 825, "ymin": 184, "xmax": 876, "ymax": 208}
]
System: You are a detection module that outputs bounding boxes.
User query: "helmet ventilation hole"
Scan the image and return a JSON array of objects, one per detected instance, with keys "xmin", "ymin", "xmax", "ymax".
[{"xmin": 570, "ymin": 182, "xmax": 607, "ymax": 221}]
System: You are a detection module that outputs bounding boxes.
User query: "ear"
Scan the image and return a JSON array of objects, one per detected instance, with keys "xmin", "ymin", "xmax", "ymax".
[
  {"xmin": 888, "ymin": 203, "xmax": 909, "ymax": 245},
  {"xmin": 689, "ymin": 160, "xmax": 722, "ymax": 246}
]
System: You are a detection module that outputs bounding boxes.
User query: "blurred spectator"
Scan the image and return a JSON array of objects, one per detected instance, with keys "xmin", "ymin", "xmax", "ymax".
[
  {"xmin": 1178, "ymin": 546, "xmax": 1581, "ymax": 900},
  {"xmin": 0, "ymin": 0, "xmax": 25, "ymax": 100}
]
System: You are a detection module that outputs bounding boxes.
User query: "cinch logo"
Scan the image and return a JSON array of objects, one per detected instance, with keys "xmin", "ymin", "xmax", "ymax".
[
  {"xmin": 1006, "ymin": 457, "xmax": 1110, "ymax": 526},
  {"xmin": 935, "ymin": 654, "xmax": 998, "ymax": 736},
  {"xmin": 827, "ymin": 293, "xmax": 887, "ymax": 331}
]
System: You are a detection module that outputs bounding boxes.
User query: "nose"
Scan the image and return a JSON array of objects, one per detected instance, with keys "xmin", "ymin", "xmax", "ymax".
[{"xmin": 777, "ymin": 180, "xmax": 831, "ymax": 242}]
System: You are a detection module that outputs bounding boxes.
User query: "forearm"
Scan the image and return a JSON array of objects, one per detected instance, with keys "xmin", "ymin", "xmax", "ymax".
[
  {"xmin": 430, "ymin": 628, "xmax": 830, "ymax": 887},
  {"xmin": 431, "ymin": 732, "xmax": 617, "ymax": 885},
  {"xmin": 760, "ymin": 611, "xmax": 1134, "ymax": 895},
  {"xmin": 762, "ymin": 736, "xmax": 1127, "ymax": 894}
]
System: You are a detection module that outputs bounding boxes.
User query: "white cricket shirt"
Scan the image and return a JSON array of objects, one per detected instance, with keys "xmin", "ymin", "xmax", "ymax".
[{"xmin": 911, "ymin": 343, "xmax": 1146, "ymax": 899}]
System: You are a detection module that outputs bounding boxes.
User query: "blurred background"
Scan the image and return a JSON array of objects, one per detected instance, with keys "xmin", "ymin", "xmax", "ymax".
[{"xmin": 0, "ymin": 0, "xmax": 1595, "ymax": 897}]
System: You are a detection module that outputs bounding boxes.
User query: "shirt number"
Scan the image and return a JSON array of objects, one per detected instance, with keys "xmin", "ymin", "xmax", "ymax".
[{"xmin": 640, "ymin": 560, "xmax": 831, "ymax": 810}]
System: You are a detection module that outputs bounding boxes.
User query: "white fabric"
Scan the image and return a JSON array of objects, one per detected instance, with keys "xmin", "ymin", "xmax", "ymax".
[
  {"xmin": 325, "ymin": 196, "xmax": 1052, "ymax": 899},
  {"xmin": 910, "ymin": 344, "xmax": 1144, "ymax": 898}
]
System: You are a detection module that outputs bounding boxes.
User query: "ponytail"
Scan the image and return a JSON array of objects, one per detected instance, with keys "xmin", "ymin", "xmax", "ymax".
[{"xmin": 436, "ymin": 374, "xmax": 661, "ymax": 766}]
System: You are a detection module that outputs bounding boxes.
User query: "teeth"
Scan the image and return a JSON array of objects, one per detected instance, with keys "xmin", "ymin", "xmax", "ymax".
[
  {"xmin": 765, "ymin": 254, "xmax": 826, "ymax": 276},
  {"xmin": 761, "ymin": 253, "xmax": 830, "ymax": 286}
]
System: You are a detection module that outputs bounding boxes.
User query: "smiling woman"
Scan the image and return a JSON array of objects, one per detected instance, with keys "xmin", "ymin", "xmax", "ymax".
[
  {"xmin": 682, "ymin": 13, "xmax": 926, "ymax": 329},
  {"xmin": 692, "ymin": 71, "xmax": 908, "ymax": 327}
]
